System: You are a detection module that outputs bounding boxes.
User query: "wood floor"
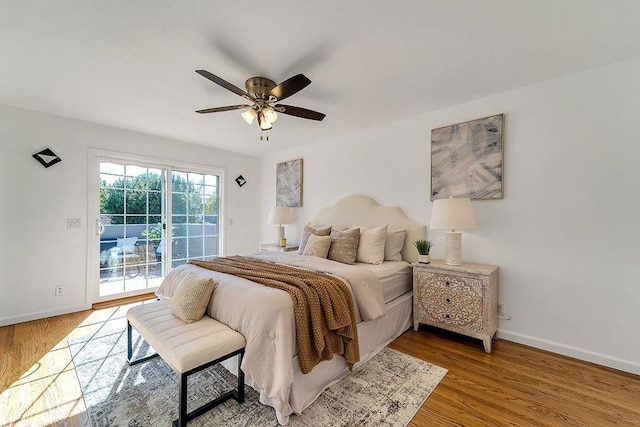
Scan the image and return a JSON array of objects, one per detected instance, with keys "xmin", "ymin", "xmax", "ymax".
[
  {"xmin": 2, "ymin": 306, "xmax": 640, "ymax": 426},
  {"xmin": 390, "ymin": 328, "xmax": 640, "ymax": 426}
]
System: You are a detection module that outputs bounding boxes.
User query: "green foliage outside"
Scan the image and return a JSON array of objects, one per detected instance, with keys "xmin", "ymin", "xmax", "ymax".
[
  {"xmin": 142, "ymin": 223, "xmax": 165, "ymax": 240},
  {"xmin": 100, "ymin": 173, "xmax": 218, "ymax": 225},
  {"xmin": 100, "ymin": 172, "xmax": 219, "ymax": 260}
]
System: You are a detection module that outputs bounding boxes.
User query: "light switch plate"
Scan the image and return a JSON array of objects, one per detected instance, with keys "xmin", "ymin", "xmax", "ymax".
[{"xmin": 67, "ymin": 218, "xmax": 81, "ymax": 229}]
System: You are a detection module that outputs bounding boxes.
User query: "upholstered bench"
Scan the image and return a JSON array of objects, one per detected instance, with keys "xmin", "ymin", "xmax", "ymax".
[{"xmin": 126, "ymin": 300, "xmax": 246, "ymax": 427}]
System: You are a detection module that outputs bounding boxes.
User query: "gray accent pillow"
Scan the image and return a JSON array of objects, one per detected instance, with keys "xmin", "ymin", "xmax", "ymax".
[
  {"xmin": 328, "ymin": 227, "xmax": 360, "ymax": 265},
  {"xmin": 302, "ymin": 234, "xmax": 332, "ymax": 258},
  {"xmin": 298, "ymin": 225, "xmax": 332, "ymax": 254},
  {"xmin": 384, "ymin": 229, "xmax": 407, "ymax": 261}
]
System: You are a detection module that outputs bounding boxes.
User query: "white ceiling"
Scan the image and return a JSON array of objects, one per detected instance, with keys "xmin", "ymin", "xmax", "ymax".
[{"xmin": 2, "ymin": 1, "xmax": 640, "ymax": 157}]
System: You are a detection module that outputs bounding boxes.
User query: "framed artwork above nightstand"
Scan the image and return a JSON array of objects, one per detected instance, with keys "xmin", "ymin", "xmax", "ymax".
[{"xmin": 260, "ymin": 243, "xmax": 299, "ymax": 253}]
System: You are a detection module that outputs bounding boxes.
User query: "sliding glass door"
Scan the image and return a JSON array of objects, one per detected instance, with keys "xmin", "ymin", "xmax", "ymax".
[
  {"xmin": 98, "ymin": 162, "xmax": 167, "ymax": 297},
  {"xmin": 96, "ymin": 159, "xmax": 222, "ymax": 299},
  {"xmin": 170, "ymin": 171, "xmax": 220, "ymax": 268}
]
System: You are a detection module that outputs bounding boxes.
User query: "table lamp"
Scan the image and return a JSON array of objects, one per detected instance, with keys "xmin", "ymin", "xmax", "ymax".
[
  {"xmin": 268, "ymin": 206, "xmax": 293, "ymax": 247},
  {"xmin": 429, "ymin": 197, "xmax": 476, "ymax": 266}
]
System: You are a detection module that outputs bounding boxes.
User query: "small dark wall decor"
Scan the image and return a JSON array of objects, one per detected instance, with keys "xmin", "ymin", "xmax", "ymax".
[
  {"xmin": 235, "ymin": 175, "xmax": 247, "ymax": 187},
  {"xmin": 33, "ymin": 148, "xmax": 62, "ymax": 168}
]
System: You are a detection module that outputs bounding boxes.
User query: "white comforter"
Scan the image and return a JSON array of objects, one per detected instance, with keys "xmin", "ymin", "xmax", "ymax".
[{"xmin": 155, "ymin": 252, "xmax": 386, "ymax": 425}]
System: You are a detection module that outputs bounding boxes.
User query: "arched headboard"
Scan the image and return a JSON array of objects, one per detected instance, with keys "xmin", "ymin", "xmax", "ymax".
[{"xmin": 309, "ymin": 195, "xmax": 426, "ymax": 263}]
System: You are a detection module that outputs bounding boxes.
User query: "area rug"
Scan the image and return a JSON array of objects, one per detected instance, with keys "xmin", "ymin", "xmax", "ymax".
[{"xmin": 69, "ymin": 316, "xmax": 447, "ymax": 426}]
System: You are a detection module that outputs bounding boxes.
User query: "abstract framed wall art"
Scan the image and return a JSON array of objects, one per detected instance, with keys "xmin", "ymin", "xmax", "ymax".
[
  {"xmin": 431, "ymin": 114, "xmax": 504, "ymax": 200},
  {"xmin": 276, "ymin": 158, "xmax": 303, "ymax": 207}
]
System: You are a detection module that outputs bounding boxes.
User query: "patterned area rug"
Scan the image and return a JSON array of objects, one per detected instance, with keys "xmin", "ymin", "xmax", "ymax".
[{"xmin": 70, "ymin": 316, "xmax": 447, "ymax": 426}]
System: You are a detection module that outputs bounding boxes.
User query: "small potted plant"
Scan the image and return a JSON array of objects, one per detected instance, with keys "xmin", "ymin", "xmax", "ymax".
[{"xmin": 413, "ymin": 239, "xmax": 433, "ymax": 264}]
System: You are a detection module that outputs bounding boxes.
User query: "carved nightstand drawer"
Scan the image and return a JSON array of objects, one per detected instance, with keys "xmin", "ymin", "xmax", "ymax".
[
  {"xmin": 416, "ymin": 273, "xmax": 483, "ymax": 330},
  {"xmin": 413, "ymin": 260, "xmax": 499, "ymax": 353}
]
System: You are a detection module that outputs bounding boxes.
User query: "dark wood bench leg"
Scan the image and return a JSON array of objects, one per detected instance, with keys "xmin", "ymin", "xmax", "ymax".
[{"xmin": 126, "ymin": 321, "xmax": 159, "ymax": 365}]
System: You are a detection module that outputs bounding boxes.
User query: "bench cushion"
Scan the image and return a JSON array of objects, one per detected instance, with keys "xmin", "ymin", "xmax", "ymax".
[{"xmin": 127, "ymin": 300, "xmax": 245, "ymax": 373}]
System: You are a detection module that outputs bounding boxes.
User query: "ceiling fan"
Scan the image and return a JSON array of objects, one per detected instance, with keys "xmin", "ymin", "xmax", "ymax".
[{"xmin": 195, "ymin": 70, "xmax": 326, "ymax": 140}]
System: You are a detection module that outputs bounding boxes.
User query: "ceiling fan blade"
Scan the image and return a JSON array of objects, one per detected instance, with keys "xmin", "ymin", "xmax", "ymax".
[
  {"xmin": 196, "ymin": 104, "xmax": 250, "ymax": 114},
  {"xmin": 195, "ymin": 70, "xmax": 250, "ymax": 98},
  {"xmin": 275, "ymin": 104, "xmax": 326, "ymax": 121},
  {"xmin": 269, "ymin": 74, "xmax": 311, "ymax": 101}
]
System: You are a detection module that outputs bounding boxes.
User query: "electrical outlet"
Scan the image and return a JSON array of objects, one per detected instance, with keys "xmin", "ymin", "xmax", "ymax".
[
  {"xmin": 497, "ymin": 303, "xmax": 511, "ymax": 320},
  {"xmin": 55, "ymin": 286, "xmax": 64, "ymax": 296}
]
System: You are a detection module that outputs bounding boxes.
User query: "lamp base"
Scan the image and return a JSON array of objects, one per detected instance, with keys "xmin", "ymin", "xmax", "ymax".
[
  {"xmin": 277, "ymin": 225, "xmax": 285, "ymax": 247},
  {"xmin": 444, "ymin": 232, "xmax": 463, "ymax": 266}
]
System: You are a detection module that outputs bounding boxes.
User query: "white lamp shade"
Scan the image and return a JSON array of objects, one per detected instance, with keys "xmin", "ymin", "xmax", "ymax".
[
  {"xmin": 430, "ymin": 198, "xmax": 476, "ymax": 231},
  {"xmin": 268, "ymin": 206, "xmax": 293, "ymax": 225}
]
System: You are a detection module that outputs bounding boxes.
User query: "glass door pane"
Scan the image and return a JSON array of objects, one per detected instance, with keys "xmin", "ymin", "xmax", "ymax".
[
  {"xmin": 170, "ymin": 170, "xmax": 220, "ymax": 268},
  {"xmin": 99, "ymin": 162, "xmax": 167, "ymax": 298}
]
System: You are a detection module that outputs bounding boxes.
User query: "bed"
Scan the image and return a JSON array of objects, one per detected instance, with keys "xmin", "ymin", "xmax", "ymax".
[{"xmin": 156, "ymin": 195, "xmax": 425, "ymax": 425}]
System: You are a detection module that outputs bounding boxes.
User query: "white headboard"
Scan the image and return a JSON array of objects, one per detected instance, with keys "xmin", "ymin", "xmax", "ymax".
[{"xmin": 309, "ymin": 195, "xmax": 426, "ymax": 263}]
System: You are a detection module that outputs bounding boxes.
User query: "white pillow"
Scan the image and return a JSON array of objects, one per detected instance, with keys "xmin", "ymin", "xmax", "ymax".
[
  {"xmin": 302, "ymin": 234, "xmax": 332, "ymax": 258},
  {"xmin": 384, "ymin": 229, "xmax": 406, "ymax": 261},
  {"xmin": 356, "ymin": 224, "xmax": 388, "ymax": 265},
  {"xmin": 155, "ymin": 266, "xmax": 195, "ymax": 299}
]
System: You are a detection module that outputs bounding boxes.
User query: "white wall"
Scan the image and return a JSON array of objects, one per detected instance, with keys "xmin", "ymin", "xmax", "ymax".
[
  {"xmin": 259, "ymin": 56, "xmax": 640, "ymax": 375},
  {"xmin": 0, "ymin": 105, "xmax": 260, "ymax": 326}
]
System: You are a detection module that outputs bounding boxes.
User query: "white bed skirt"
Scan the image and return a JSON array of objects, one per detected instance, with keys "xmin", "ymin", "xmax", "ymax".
[{"xmin": 223, "ymin": 291, "xmax": 413, "ymax": 425}]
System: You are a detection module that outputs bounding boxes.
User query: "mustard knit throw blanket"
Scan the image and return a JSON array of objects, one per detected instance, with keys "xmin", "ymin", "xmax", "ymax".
[{"xmin": 189, "ymin": 256, "xmax": 360, "ymax": 374}]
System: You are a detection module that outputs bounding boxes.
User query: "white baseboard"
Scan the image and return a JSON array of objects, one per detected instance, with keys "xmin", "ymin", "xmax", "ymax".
[
  {"xmin": 498, "ymin": 329, "xmax": 640, "ymax": 376},
  {"xmin": 0, "ymin": 304, "xmax": 92, "ymax": 328}
]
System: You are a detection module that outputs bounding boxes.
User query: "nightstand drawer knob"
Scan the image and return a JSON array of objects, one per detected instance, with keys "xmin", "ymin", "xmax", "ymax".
[{"xmin": 445, "ymin": 298, "xmax": 451, "ymax": 304}]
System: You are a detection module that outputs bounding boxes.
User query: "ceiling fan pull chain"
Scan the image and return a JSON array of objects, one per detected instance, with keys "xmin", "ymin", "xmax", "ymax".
[{"xmin": 260, "ymin": 130, "xmax": 269, "ymax": 142}]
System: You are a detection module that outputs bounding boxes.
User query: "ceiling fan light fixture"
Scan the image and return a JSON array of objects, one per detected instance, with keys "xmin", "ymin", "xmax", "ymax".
[
  {"xmin": 241, "ymin": 108, "xmax": 257, "ymax": 124},
  {"xmin": 263, "ymin": 107, "xmax": 278, "ymax": 123},
  {"xmin": 196, "ymin": 71, "xmax": 325, "ymax": 140},
  {"xmin": 258, "ymin": 113, "xmax": 273, "ymax": 130}
]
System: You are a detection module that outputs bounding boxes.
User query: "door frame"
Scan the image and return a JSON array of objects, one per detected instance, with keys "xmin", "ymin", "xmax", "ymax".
[{"xmin": 87, "ymin": 148, "xmax": 226, "ymax": 304}]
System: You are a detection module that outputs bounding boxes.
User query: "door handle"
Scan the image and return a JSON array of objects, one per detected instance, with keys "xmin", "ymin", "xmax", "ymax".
[{"xmin": 96, "ymin": 220, "xmax": 105, "ymax": 235}]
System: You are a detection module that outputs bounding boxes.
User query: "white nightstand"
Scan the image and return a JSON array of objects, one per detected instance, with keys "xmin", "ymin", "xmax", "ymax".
[
  {"xmin": 259, "ymin": 243, "xmax": 299, "ymax": 253},
  {"xmin": 413, "ymin": 259, "xmax": 499, "ymax": 353}
]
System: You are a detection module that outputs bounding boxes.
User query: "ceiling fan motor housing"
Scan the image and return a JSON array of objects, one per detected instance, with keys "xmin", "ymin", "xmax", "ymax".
[{"xmin": 245, "ymin": 77, "xmax": 276, "ymax": 100}]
